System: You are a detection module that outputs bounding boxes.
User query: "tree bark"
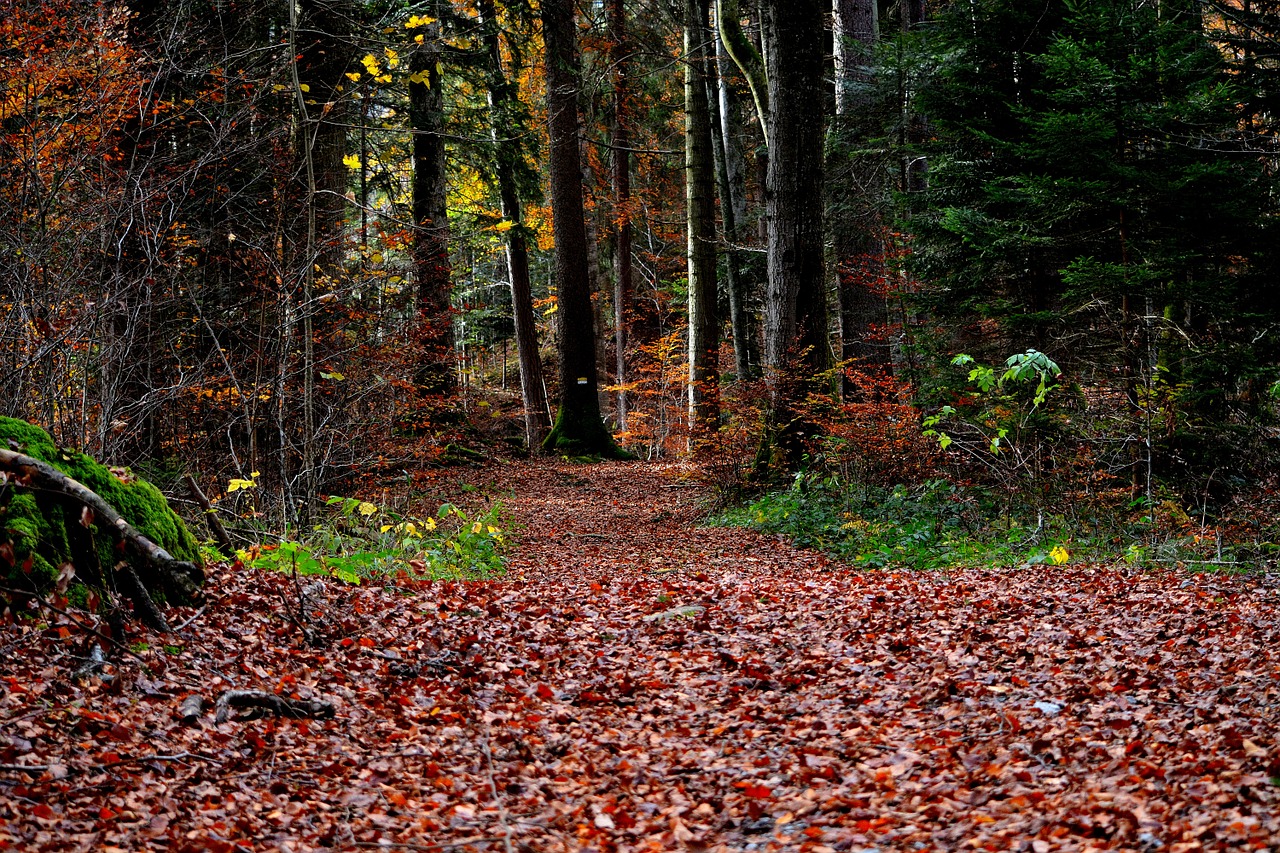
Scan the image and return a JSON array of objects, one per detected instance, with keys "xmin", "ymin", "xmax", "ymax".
[
  {"xmin": 0, "ymin": 449, "xmax": 205, "ymax": 631},
  {"xmin": 687, "ymin": 0, "xmax": 720, "ymax": 434},
  {"xmin": 410, "ymin": 3, "xmax": 457, "ymax": 399},
  {"xmin": 541, "ymin": 0, "xmax": 626, "ymax": 457},
  {"xmin": 762, "ymin": 0, "xmax": 828, "ymax": 377},
  {"xmin": 479, "ymin": 0, "xmax": 551, "ymax": 451}
]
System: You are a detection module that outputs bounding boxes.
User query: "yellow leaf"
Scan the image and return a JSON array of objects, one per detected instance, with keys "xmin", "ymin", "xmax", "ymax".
[
  {"xmin": 414, "ymin": 34, "xmax": 424, "ymax": 44},
  {"xmin": 472, "ymin": 522, "xmax": 482, "ymax": 534},
  {"xmin": 491, "ymin": 220, "xmax": 515, "ymax": 232},
  {"xmin": 405, "ymin": 14, "xmax": 436, "ymax": 28},
  {"xmin": 227, "ymin": 478, "xmax": 256, "ymax": 493},
  {"xmin": 298, "ymin": 83, "xmax": 310, "ymax": 92},
  {"xmin": 425, "ymin": 517, "xmax": 438, "ymax": 530},
  {"xmin": 1049, "ymin": 545, "xmax": 1069, "ymax": 565},
  {"xmin": 342, "ymin": 153, "xmax": 361, "ymax": 169},
  {"xmin": 408, "ymin": 70, "xmax": 432, "ymax": 85},
  {"xmin": 361, "ymin": 54, "xmax": 381, "ymax": 75},
  {"xmin": 375, "ymin": 74, "xmax": 392, "ymax": 83},
  {"xmin": 357, "ymin": 501, "xmax": 378, "ymax": 517},
  {"xmin": 345, "ymin": 71, "xmax": 362, "ymax": 83},
  {"xmin": 384, "ymin": 47, "xmax": 399, "ymax": 68}
]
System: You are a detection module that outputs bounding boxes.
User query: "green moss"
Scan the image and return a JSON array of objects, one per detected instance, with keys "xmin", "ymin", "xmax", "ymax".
[
  {"xmin": 0, "ymin": 417, "xmax": 202, "ymax": 600},
  {"xmin": 542, "ymin": 407, "xmax": 634, "ymax": 460}
]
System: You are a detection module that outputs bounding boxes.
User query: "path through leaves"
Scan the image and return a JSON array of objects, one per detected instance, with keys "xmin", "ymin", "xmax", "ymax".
[{"xmin": 2, "ymin": 459, "xmax": 1279, "ymax": 851}]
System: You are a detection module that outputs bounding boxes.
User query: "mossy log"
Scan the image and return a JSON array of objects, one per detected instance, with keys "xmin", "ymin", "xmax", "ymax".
[{"xmin": 0, "ymin": 418, "xmax": 204, "ymax": 632}]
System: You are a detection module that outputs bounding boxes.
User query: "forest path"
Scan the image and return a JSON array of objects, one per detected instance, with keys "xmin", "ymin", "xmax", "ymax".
[
  {"xmin": 2, "ymin": 460, "xmax": 1278, "ymax": 852},
  {"xmin": 479, "ymin": 457, "xmax": 827, "ymax": 583}
]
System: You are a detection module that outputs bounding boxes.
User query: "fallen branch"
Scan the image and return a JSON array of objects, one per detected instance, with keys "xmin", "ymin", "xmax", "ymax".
[
  {"xmin": 184, "ymin": 473, "xmax": 236, "ymax": 559},
  {"xmin": 214, "ymin": 689, "xmax": 336, "ymax": 723}
]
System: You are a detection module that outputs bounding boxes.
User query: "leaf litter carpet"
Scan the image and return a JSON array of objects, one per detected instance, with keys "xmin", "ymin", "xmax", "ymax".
[{"xmin": 2, "ymin": 459, "xmax": 1279, "ymax": 852}]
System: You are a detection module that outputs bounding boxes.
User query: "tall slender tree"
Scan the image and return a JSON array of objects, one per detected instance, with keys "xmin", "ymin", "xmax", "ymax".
[
  {"xmin": 686, "ymin": 0, "xmax": 720, "ymax": 432},
  {"xmin": 478, "ymin": 0, "xmax": 551, "ymax": 450},
  {"xmin": 609, "ymin": 0, "xmax": 634, "ymax": 434}
]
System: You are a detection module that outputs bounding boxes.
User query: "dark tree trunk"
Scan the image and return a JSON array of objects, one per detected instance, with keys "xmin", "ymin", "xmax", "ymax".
[
  {"xmin": 479, "ymin": 0, "xmax": 551, "ymax": 450},
  {"xmin": 757, "ymin": 0, "xmax": 829, "ymax": 469},
  {"xmin": 410, "ymin": 5, "xmax": 456, "ymax": 399},
  {"xmin": 762, "ymin": 0, "xmax": 828, "ymax": 377},
  {"xmin": 687, "ymin": 0, "xmax": 720, "ymax": 434},
  {"xmin": 297, "ymin": 0, "xmax": 353, "ymax": 275},
  {"xmin": 541, "ymin": 0, "xmax": 626, "ymax": 457}
]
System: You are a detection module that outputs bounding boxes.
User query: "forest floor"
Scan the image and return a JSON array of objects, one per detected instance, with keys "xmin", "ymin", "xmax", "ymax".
[{"xmin": 2, "ymin": 458, "xmax": 1280, "ymax": 852}]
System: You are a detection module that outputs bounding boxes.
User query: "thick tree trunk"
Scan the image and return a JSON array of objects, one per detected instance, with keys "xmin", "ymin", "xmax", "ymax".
[
  {"xmin": 687, "ymin": 0, "xmax": 720, "ymax": 434},
  {"xmin": 758, "ymin": 0, "xmax": 828, "ymax": 469},
  {"xmin": 541, "ymin": 0, "xmax": 626, "ymax": 457},
  {"xmin": 297, "ymin": 0, "xmax": 353, "ymax": 275},
  {"xmin": 410, "ymin": 5, "xmax": 456, "ymax": 399},
  {"xmin": 762, "ymin": 0, "xmax": 828, "ymax": 377},
  {"xmin": 479, "ymin": 0, "xmax": 551, "ymax": 451},
  {"xmin": 0, "ymin": 449, "xmax": 204, "ymax": 631}
]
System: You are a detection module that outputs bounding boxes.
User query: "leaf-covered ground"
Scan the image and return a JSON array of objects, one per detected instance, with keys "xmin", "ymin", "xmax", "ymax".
[{"xmin": 2, "ymin": 459, "xmax": 1279, "ymax": 852}]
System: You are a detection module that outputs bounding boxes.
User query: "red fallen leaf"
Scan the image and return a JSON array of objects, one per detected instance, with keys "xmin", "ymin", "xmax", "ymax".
[
  {"xmin": 535, "ymin": 683, "xmax": 554, "ymax": 700},
  {"xmin": 590, "ymin": 582, "xmax": 603, "ymax": 592},
  {"xmin": 98, "ymin": 806, "xmax": 116, "ymax": 821},
  {"xmin": 742, "ymin": 783, "xmax": 772, "ymax": 798},
  {"xmin": 32, "ymin": 803, "xmax": 54, "ymax": 820},
  {"xmin": 340, "ymin": 637, "xmax": 355, "ymax": 647},
  {"xmin": 614, "ymin": 810, "xmax": 637, "ymax": 830},
  {"xmin": 358, "ymin": 637, "xmax": 375, "ymax": 648}
]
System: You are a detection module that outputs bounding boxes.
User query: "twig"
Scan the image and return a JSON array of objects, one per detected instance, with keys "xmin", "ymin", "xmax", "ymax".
[
  {"xmin": 482, "ymin": 719, "xmax": 516, "ymax": 853},
  {"xmin": 0, "ymin": 751, "xmax": 219, "ymax": 776},
  {"xmin": 349, "ymin": 838, "xmax": 511, "ymax": 852},
  {"xmin": 172, "ymin": 605, "xmax": 207, "ymax": 633}
]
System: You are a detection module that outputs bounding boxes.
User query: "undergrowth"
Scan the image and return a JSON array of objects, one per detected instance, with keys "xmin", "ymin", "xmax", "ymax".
[
  {"xmin": 237, "ymin": 495, "xmax": 507, "ymax": 583},
  {"xmin": 713, "ymin": 471, "xmax": 1252, "ymax": 571}
]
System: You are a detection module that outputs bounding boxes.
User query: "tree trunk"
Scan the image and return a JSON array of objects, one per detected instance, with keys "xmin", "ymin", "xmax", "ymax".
[
  {"xmin": 687, "ymin": 0, "xmax": 720, "ymax": 434},
  {"xmin": 759, "ymin": 0, "xmax": 829, "ymax": 468},
  {"xmin": 410, "ymin": 4, "xmax": 456, "ymax": 399},
  {"xmin": 479, "ymin": 0, "xmax": 551, "ymax": 451},
  {"xmin": 711, "ymin": 20, "xmax": 759, "ymax": 380},
  {"xmin": 762, "ymin": 0, "xmax": 828, "ymax": 377},
  {"xmin": 541, "ymin": 0, "xmax": 626, "ymax": 457},
  {"xmin": 610, "ymin": 0, "xmax": 634, "ymax": 435}
]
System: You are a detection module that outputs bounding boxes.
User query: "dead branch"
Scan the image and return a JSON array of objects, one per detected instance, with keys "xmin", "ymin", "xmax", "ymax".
[
  {"xmin": 184, "ymin": 473, "xmax": 236, "ymax": 558},
  {"xmin": 214, "ymin": 689, "xmax": 336, "ymax": 723}
]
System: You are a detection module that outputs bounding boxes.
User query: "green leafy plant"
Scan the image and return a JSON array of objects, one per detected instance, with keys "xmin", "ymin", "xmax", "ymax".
[{"xmin": 237, "ymin": 496, "xmax": 507, "ymax": 582}]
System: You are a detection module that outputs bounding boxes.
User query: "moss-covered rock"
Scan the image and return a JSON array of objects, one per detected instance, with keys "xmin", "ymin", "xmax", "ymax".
[{"xmin": 0, "ymin": 417, "xmax": 203, "ymax": 600}]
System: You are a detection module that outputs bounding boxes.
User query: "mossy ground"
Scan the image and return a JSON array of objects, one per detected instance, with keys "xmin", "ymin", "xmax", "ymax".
[{"xmin": 0, "ymin": 417, "xmax": 202, "ymax": 596}]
